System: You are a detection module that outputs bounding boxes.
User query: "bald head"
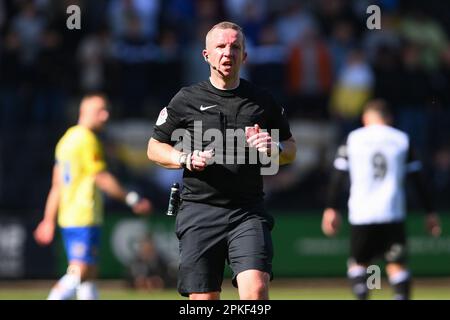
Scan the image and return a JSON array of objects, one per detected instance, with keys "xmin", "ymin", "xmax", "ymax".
[
  {"xmin": 79, "ymin": 93, "xmax": 109, "ymax": 131},
  {"xmin": 205, "ymin": 21, "xmax": 246, "ymax": 50}
]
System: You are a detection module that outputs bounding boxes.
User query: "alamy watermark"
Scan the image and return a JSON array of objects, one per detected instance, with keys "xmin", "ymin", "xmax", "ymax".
[
  {"xmin": 366, "ymin": 5, "xmax": 381, "ymax": 30},
  {"xmin": 67, "ymin": 4, "xmax": 381, "ymax": 31},
  {"xmin": 66, "ymin": 5, "xmax": 81, "ymax": 30},
  {"xmin": 366, "ymin": 264, "xmax": 381, "ymax": 290},
  {"xmin": 170, "ymin": 121, "xmax": 281, "ymax": 175},
  {"xmin": 66, "ymin": 4, "xmax": 382, "ymax": 31}
]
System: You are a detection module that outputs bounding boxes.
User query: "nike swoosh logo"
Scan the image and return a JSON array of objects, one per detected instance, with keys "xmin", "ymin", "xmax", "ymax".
[{"xmin": 200, "ymin": 105, "xmax": 218, "ymax": 111}]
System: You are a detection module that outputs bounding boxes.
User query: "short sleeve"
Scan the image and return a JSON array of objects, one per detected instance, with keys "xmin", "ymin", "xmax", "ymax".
[
  {"xmin": 266, "ymin": 93, "xmax": 292, "ymax": 142},
  {"xmin": 333, "ymin": 144, "xmax": 349, "ymax": 171},
  {"xmin": 152, "ymin": 90, "xmax": 186, "ymax": 145},
  {"xmin": 84, "ymin": 135, "xmax": 107, "ymax": 175}
]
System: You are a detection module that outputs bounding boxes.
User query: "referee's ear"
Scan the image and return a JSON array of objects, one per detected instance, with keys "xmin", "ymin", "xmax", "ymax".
[{"xmin": 202, "ymin": 49, "xmax": 208, "ymax": 60}]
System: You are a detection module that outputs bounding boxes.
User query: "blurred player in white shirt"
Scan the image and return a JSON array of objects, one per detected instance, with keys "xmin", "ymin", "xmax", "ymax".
[{"xmin": 322, "ymin": 99, "xmax": 441, "ymax": 300}]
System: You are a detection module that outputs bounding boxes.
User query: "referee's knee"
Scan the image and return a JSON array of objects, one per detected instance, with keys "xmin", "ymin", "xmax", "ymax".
[
  {"xmin": 237, "ymin": 270, "xmax": 269, "ymax": 300},
  {"xmin": 240, "ymin": 282, "xmax": 268, "ymax": 300}
]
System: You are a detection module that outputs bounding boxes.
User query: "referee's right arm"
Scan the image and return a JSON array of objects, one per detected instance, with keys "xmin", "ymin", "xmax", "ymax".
[
  {"xmin": 148, "ymin": 92, "xmax": 190, "ymax": 169},
  {"xmin": 147, "ymin": 138, "xmax": 213, "ymax": 171},
  {"xmin": 147, "ymin": 138, "xmax": 185, "ymax": 169},
  {"xmin": 149, "ymin": 91, "xmax": 213, "ymax": 171}
]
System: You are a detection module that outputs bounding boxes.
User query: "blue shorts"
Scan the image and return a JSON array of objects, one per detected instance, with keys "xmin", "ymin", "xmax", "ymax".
[{"xmin": 61, "ymin": 226, "xmax": 101, "ymax": 264}]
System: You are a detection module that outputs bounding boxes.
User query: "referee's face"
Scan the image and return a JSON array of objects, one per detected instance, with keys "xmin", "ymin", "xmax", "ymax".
[{"xmin": 205, "ymin": 28, "xmax": 246, "ymax": 79}]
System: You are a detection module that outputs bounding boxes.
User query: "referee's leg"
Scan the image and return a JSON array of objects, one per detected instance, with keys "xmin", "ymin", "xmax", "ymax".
[
  {"xmin": 236, "ymin": 270, "xmax": 270, "ymax": 300},
  {"xmin": 229, "ymin": 217, "xmax": 273, "ymax": 300},
  {"xmin": 190, "ymin": 292, "xmax": 220, "ymax": 300}
]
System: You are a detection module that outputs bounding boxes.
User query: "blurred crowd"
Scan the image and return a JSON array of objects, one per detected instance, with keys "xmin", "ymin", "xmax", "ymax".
[{"xmin": 1, "ymin": 0, "xmax": 450, "ymax": 213}]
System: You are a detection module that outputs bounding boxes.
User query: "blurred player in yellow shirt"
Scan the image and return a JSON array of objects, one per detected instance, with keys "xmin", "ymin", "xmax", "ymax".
[{"xmin": 34, "ymin": 93, "xmax": 152, "ymax": 300}]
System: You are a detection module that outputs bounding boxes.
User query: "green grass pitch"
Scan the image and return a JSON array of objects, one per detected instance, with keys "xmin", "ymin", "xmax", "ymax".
[{"xmin": 0, "ymin": 279, "xmax": 448, "ymax": 300}]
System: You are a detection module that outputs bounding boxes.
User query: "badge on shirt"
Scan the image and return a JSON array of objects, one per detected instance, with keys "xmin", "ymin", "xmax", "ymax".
[{"xmin": 156, "ymin": 107, "xmax": 168, "ymax": 126}]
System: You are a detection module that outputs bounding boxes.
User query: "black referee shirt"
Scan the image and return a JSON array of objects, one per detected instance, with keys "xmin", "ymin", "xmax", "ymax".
[{"xmin": 152, "ymin": 78, "xmax": 292, "ymax": 207}]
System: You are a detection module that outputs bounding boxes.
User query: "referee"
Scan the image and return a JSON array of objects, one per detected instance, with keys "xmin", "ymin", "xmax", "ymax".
[
  {"xmin": 322, "ymin": 99, "xmax": 441, "ymax": 300},
  {"xmin": 147, "ymin": 22, "xmax": 296, "ymax": 300}
]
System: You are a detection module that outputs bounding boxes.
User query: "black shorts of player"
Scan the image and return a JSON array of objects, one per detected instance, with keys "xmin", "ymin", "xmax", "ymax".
[
  {"xmin": 350, "ymin": 222, "xmax": 407, "ymax": 265},
  {"xmin": 174, "ymin": 200, "xmax": 274, "ymax": 297}
]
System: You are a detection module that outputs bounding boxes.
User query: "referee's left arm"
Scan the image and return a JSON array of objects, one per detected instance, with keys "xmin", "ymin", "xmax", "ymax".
[{"xmin": 278, "ymin": 136, "xmax": 297, "ymax": 165}]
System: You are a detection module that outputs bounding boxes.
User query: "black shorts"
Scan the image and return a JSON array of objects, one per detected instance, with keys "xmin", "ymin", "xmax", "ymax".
[
  {"xmin": 350, "ymin": 222, "xmax": 407, "ymax": 265},
  {"xmin": 175, "ymin": 200, "xmax": 274, "ymax": 297}
]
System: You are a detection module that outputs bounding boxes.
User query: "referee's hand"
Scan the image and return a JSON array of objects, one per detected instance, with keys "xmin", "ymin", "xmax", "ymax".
[
  {"xmin": 246, "ymin": 124, "xmax": 272, "ymax": 155},
  {"xmin": 187, "ymin": 149, "xmax": 214, "ymax": 171},
  {"xmin": 322, "ymin": 208, "xmax": 341, "ymax": 237}
]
